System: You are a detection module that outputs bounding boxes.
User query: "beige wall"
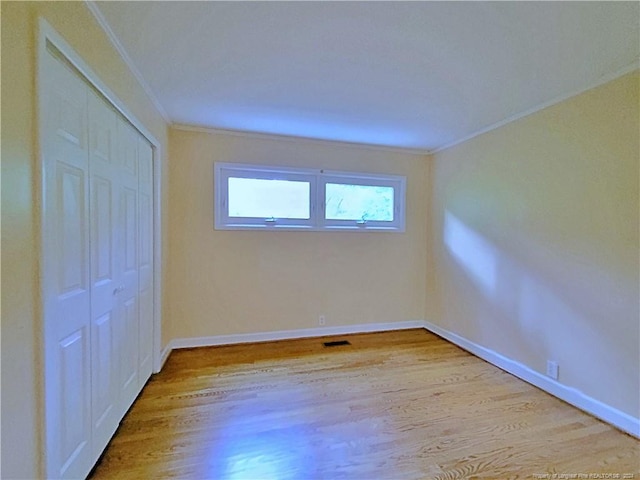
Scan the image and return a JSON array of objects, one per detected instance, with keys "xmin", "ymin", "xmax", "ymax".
[
  {"xmin": 1, "ymin": 2, "xmax": 168, "ymax": 478},
  {"xmin": 167, "ymin": 129, "xmax": 428, "ymax": 340},
  {"xmin": 430, "ymin": 71, "xmax": 640, "ymax": 417}
]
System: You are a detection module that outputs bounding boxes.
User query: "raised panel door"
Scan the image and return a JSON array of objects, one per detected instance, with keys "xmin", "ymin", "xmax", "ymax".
[
  {"xmin": 116, "ymin": 118, "xmax": 140, "ymax": 415},
  {"xmin": 88, "ymin": 91, "xmax": 120, "ymax": 458},
  {"xmin": 42, "ymin": 48, "xmax": 93, "ymax": 480},
  {"xmin": 138, "ymin": 138, "xmax": 154, "ymax": 383}
]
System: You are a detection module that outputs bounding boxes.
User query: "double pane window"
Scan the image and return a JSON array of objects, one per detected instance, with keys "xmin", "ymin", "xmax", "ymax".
[{"xmin": 215, "ymin": 163, "xmax": 405, "ymax": 231}]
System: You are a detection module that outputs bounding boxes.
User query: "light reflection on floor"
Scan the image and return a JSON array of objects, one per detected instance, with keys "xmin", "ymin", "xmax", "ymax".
[
  {"xmin": 210, "ymin": 424, "xmax": 316, "ymax": 480},
  {"xmin": 194, "ymin": 377, "xmax": 386, "ymax": 479}
]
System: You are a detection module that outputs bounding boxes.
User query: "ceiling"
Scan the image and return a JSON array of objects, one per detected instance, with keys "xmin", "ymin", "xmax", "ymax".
[{"xmin": 93, "ymin": 1, "xmax": 639, "ymax": 152}]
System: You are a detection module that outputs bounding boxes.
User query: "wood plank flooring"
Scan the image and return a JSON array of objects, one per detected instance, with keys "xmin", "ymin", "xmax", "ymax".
[{"xmin": 89, "ymin": 329, "xmax": 639, "ymax": 479}]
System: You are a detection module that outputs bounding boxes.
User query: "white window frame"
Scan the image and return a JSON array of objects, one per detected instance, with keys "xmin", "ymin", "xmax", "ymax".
[
  {"xmin": 320, "ymin": 171, "xmax": 405, "ymax": 231},
  {"xmin": 214, "ymin": 162, "xmax": 406, "ymax": 232},
  {"xmin": 216, "ymin": 163, "xmax": 317, "ymax": 230}
]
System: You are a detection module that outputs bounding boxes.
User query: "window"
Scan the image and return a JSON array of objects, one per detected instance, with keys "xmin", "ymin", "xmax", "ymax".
[
  {"xmin": 228, "ymin": 178, "xmax": 310, "ymax": 220},
  {"xmin": 215, "ymin": 163, "xmax": 406, "ymax": 232},
  {"xmin": 325, "ymin": 184, "xmax": 394, "ymax": 221},
  {"xmin": 320, "ymin": 173, "xmax": 402, "ymax": 230},
  {"xmin": 216, "ymin": 164, "xmax": 316, "ymax": 229}
]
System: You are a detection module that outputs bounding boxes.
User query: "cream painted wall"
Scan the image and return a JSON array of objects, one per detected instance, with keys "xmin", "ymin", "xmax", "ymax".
[
  {"xmin": 430, "ymin": 71, "xmax": 640, "ymax": 417},
  {"xmin": 1, "ymin": 3, "xmax": 168, "ymax": 478},
  {"xmin": 167, "ymin": 129, "xmax": 428, "ymax": 340}
]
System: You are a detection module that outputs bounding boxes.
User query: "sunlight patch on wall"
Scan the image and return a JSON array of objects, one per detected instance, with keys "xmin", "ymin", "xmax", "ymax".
[{"xmin": 444, "ymin": 211, "xmax": 497, "ymax": 295}]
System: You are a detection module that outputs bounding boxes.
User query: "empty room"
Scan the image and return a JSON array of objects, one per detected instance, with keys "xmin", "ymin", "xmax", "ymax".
[{"xmin": 1, "ymin": 1, "xmax": 639, "ymax": 479}]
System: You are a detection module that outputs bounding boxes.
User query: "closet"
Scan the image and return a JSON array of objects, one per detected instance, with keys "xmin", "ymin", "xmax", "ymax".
[{"xmin": 41, "ymin": 41, "xmax": 154, "ymax": 479}]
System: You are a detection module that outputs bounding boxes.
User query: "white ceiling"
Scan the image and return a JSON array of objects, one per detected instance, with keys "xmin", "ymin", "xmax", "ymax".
[{"xmin": 93, "ymin": 1, "xmax": 639, "ymax": 152}]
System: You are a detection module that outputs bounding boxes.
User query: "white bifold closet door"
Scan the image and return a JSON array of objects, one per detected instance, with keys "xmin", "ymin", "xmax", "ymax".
[
  {"xmin": 42, "ymin": 44, "xmax": 154, "ymax": 480},
  {"xmin": 138, "ymin": 128, "xmax": 154, "ymax": 387}
]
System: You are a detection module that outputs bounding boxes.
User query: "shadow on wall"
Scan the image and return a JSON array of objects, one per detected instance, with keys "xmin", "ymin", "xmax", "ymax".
[{"xmin": 441, "ymin": 210, "xmax": 638, "ymax": 411}]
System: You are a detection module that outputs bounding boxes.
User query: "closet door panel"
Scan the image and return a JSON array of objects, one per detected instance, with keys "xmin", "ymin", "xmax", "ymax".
[
  {"xmin": 42, "ymin": 50, "xmax": 93, "ymax": 480},
  {"xmin": 57, "ymin": 165, "xmax": 88, "ymax": 294},
  {"xmin": 88, "ymin": 91, "xmax": 120, "ymax": 457},
  {"xmin": 58, "ymin": 328, "xmax": 90, "ymax": 475},
  {"xmin": 138, "ymin": 138, "xmax": 154, "ymax": 383},
  {"xmin": 116, "ymin": 119, "xmax": 140, "ymax": 414}
]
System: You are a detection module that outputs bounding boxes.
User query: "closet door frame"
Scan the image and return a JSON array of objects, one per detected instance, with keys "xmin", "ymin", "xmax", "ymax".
[{"xmin": 37, "ymin": 18, "xmax": 164, "ymax": 478}]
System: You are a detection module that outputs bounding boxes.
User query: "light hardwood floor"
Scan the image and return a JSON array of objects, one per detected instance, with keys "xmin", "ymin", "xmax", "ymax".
[{"xmin": 89, "ymin": 329, "xmax": 639, "ymax": 479}]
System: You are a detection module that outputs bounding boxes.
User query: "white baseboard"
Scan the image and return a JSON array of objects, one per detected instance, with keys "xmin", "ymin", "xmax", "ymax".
[
  {"xmin": 169, "ymin": 320, "xmax": 425, "ymax": 350},
  {"xmin": 157, "ymin": 343, "xmax": 172, "ymax": 372},
  {"xmin": 423, "ymin": 320, "xmax": 640, "ymax": 438}
]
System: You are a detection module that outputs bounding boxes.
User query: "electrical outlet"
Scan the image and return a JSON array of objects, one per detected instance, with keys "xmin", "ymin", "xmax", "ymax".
[
  {"xmin": 546, "ymin": 360, "xmax": 559, "ymax": 380},
  {"xmin": 319, "ymin": 315, "xmax": 326, "ymax": 326}
]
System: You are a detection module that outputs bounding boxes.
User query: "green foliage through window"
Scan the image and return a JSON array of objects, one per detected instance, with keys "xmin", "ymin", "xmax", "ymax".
[{"xmin": 325, "ymin": 184, "xmax": 394, "ymax": 221}]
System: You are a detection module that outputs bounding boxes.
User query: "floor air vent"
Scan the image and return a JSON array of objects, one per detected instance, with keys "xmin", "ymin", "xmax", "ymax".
[{"xmin": 323, "ymin": 340, "xmax": 351, "ymax": 347}]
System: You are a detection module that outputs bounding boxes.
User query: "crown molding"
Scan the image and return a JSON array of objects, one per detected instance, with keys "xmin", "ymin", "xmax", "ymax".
[
  {"xmin": 172, "ymin": 123, "xmax": 432, "ymax": 157},
  {"xmin": 85, "ymin": 0, "xmax": 171, "ymax": 124},
  {"xmin": 432, "ymin": 61, "xmax": 640, "ymax": 154}
]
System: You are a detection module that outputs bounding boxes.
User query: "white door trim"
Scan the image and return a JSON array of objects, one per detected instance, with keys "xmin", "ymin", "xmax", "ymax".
[{"xmin": 37, "ymin": 17, "xmax": 164, "ymax": 476}]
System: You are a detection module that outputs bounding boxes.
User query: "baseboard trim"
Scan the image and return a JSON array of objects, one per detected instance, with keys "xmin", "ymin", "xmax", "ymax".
[
  {"xmin": 169, "ymin": 320, "xmax": 425, "ymax": 350},
  {"xmin": 422, "ymin": 320, "xmax": 640, "ymax": 438},
  {"xmin": 157, "ymin": 343, "xmax": 172, "ymax": 372}
]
